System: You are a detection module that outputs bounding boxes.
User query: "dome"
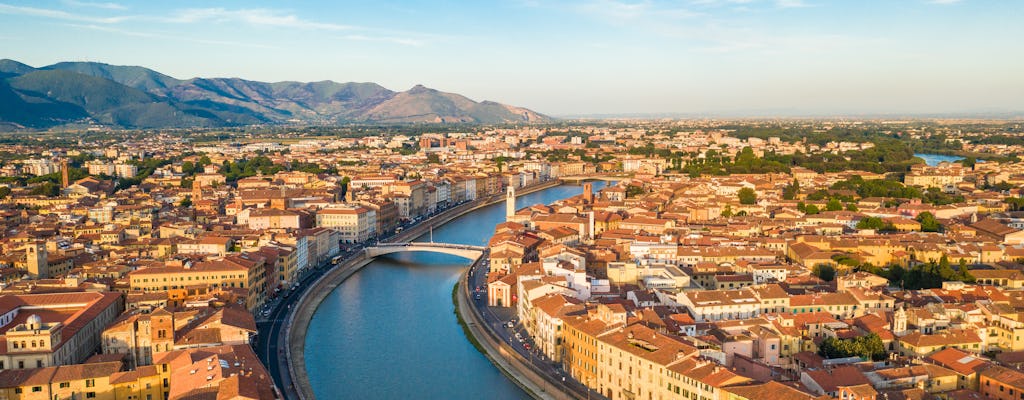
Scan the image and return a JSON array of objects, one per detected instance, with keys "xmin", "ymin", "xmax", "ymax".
[{"xmin": 26, "ymin": 314, "xmax": 42, "ymax": 327}]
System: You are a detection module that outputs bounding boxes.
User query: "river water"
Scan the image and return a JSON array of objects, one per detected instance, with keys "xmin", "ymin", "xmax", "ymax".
[
  {"xmin": 304, "ymin": 182, "xmax": 605, "ymax": 399},
  {"xmin": 915, "ymin": 153, "xmax": 963, "ymax": 166}
]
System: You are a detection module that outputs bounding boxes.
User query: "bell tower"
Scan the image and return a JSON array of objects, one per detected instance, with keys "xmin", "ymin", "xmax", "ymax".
[
  {"xmin": 25, "ymin": 241, "xmax": 49, "ymax": 279},
  {"xmin": 892, "ymin": 305, "xmax": 907, "ymax": 336},
  {"xmin": 505, "ymin": 185, "xmax": 516, "ymax": 221}
]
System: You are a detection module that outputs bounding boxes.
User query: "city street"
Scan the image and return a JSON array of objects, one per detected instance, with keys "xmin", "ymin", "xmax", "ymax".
[{"xmin": 466, "ymin": 254, "xmax": 605, "ymax": 400}]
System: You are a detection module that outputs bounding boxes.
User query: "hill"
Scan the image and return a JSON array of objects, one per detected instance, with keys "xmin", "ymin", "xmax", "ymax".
[{"xmin": 0, "ymin": 59, "xmax": 551, "ymax": 129}]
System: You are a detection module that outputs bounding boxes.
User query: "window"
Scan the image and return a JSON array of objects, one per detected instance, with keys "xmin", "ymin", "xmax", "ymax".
[
  {"xmin": 32, "ymin": 386, "xmax": 42, "ymax": 392},
  {"xmin": 86, "ymin": 379, "xmax": 95, "ymax": 388},
  {"xmin": 60, "ymin": 382, "xmax": 70, "ymax": 388},
  {"xmin": 86, "ymin": 393, "xmax": 96, "ymax": 398}
]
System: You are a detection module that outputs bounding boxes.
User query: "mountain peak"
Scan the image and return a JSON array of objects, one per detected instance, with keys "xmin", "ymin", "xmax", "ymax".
[{"xmin": 408, "ymin": 84, "xmax": 431, "ymax": 93}]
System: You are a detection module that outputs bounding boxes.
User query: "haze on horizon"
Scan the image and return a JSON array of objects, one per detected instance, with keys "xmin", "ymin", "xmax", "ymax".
[{"xmin": 2, "ymin": 0, "xmax": 1022, "ymax": 117}]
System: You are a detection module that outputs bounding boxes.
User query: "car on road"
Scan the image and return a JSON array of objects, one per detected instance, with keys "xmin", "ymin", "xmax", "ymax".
[{"xmin": 524, "ymin": 343, "xmax": 531, "ymax": 350}]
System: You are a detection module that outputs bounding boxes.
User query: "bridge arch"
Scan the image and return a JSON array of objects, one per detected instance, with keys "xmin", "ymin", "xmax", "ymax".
[{"xmin": 364, "ymin": 243, "xmax": 485, "ymax": 260}]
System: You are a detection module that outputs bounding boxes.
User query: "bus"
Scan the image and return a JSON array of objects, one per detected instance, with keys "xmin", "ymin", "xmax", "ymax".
[{"xmin": 331, "ymin": 255, "xmax": 343, "ymax": 265}]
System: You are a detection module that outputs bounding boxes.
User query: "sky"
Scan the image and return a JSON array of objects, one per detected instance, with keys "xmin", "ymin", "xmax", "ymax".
[{"xmin": 1, "ymin": 0, "xmax": 1022, "ymax": 117}]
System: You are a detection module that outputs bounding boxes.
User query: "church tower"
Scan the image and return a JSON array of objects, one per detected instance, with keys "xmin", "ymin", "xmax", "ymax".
[
  {"xmin": 892, "ymin": 305, "xmax": 907, "ymax": 336},
  {"xmin": 505, "ymin": 185, "xmax": 516, "ymax": 221},
  {"xmin": 25, "ymin": 241, "xmax": 48, "ymax": 279}
]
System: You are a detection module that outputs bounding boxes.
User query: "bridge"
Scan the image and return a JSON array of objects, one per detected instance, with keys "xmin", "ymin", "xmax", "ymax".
[
  {"xmin": 560, "ymin": 173, "xmax": 631, "ymax": 183},
  {"xmin": 364, "ymin": 242, "xmax": 486, "ymax": 260}
]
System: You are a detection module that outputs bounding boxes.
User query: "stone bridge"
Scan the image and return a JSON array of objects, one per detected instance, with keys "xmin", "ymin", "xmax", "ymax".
[{"xmin": 364, "ymin": 242, "xmax": 486, "ymax": 260}]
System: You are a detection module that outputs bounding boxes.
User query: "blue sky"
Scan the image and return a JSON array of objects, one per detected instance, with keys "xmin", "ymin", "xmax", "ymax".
[{"xmin": 1, "ymin": 0, "xmax": 1021, "ymax": 116}]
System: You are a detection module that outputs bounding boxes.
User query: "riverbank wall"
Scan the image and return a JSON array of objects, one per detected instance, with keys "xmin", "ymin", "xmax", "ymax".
[
  {"xmin": 284, "ymin": 178, "xmax": 563, "ymax": 400},
  {"xmin": 455, "ymin": 266, "xmax": 577, "ymax": 400}
]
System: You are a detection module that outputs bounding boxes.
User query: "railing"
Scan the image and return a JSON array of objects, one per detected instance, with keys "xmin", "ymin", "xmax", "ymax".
[{"xmin": 371, "ymin": 242, "xmax": 486, "ymax": 251}]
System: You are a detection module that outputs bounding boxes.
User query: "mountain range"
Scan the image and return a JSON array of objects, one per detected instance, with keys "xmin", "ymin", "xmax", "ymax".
[{"xmin": 0, "ymin": 59, "xmax": 549, "ymax": 129}]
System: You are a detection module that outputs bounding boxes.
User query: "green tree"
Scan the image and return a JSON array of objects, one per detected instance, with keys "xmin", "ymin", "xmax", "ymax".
[
  {"xmin": 826, "ymin": 198, "xmax": 843, "ymax": 211},
  {"xmin": 857, "ymin": 217, "xmax": 890, "ymax": 230},
  {"xmin": 626, "ymin": 185, "xmax": 645, "ymax": 198},
  {"xmin": 0, "ymin": 186, "xmax": 10, "ymax": 200},
  {"xmin": 427, "ymin": 153, "xmax": 441, "ymax": 164},
  {"xmin": 29, "ymin": 182, "xmax": 60, "ymax": 197},
  {"xmin": 812, "ymin": 264, "xmax": 836, "ymax": 282},
  {"xmin": 845, "ymin": 203, "xmax": 859, "ymax": 212},
  {"xmin": 818, "ymin": 333, "xmax": 886, "ymax": 361},
  {"xmin": 804, "ymin": 204, "xmax": 820, "ymax": 215},
  {"xmin": 179, "ymin": 196, "xmax": 193, "ymax": 208},
  {"xmin": 916, "ymin": 211, "xmax": 941, "ymax": 232},
  {"xmin": 738, "ymin": 187, "xmax": 757, "ymax": 205},
  {"xmin": 782, "ymin": 179, "xmax": 800, "ymax": 200},
  {"xmin": 721, "ymin": 204, "xmax": 733, "ymax": 218}
]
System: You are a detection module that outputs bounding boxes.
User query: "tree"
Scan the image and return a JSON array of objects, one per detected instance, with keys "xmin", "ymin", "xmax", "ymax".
[
  {"xmin": 818, "ymin": 333, "xmax": 886, "ymax": 361},
  {"xmin": 426, "ymin": 153, "xmax": 441, "ymax": 164},
  {"xmin": 626, "ymin": 185, "xmax": 645, "ymax": 198},
  {"xmin": 916, "ymin": 211, "xmax": 941, "ymax": 232},
  {"xmin": 804, "ymin": 204, "xmax": 820, "ymax": 215},
  {"xmin": 0, "ymin": 186, "xmax": 10, "ymax": 200},
  {"xmin": 857, "ymin": 217, "xmax": 890, "ymax": 230},
  {"xmin": 721, "ymin": 204, "xmax": 733, "ymax": 218},
  {"xmin": 29, "ymin": 182, "xmax": 60, "ymax": 197},
  {"xmin": 845, "ymin": 203, "xmax": 859, "ymax": 212},
  {"xmin": 782, "ymin": 179, "xmax": 800, "ymax": 200},
  {"xmin": 826, "ymin": 198, "xmax": 843, "ymax": 211},
  {"xmin": 738, "ymin": 187, "xmax": 757, "ymax": 205},
  {"xmin": 339, "ymin": 176, "xmax": 351, "ymax": 200},
  {"xmin": 179, "ymin": 196, "xmax": 192, "ymax": 208},
  {"xmin": 812, "ymin": 264, "xmax": 836, "ymax": 282}
]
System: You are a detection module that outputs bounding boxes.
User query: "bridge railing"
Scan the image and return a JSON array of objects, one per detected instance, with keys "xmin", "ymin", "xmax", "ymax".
[{"xmin": 371, "ymin": 242, "xmax": 485, "ymax": 251}]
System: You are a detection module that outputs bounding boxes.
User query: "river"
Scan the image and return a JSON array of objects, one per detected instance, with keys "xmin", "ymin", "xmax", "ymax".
[
  {"xmin": 915, "ymin": 153, "xmax": 963, "ymax": 166},
  {"xmin": 303, "ymin": 182, "xmax": 606, "ymax": 399}
]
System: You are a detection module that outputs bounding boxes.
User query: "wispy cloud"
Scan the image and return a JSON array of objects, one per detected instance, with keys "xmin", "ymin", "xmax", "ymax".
[
  {"xmin": 775, "ymin": 0, "xmax": 810, "ymax": 8},
  {"xmin": 0, "ymin": 3, "xmax": 129, "ymax": 23},
  {"xmin": 575, "ymin": 0, "xmax": 703, "ymax": 26},
  {"xmin": 2, "ymin": 3, "xmax": 442, "ymax": 48},
  {"xmin": 62, "ymin": 0, "xmax": 126, "ymax": 10},
  {"xmin": 164, "ymin": 8, "xmax": 356, "ymax": 31},
  {"xmin": 66, "ymin": 23, "xmax": 278, "ymax": 49}
]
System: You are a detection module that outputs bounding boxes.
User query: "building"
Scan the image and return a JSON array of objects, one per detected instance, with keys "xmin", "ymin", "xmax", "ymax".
[
  {"xmin": 316, "ymin": 206, "xmax": 377, "ymax": 243},
  {"xmin": 0, "ymin": 292, "xmax": 124, "ymax": 369},
  {"xmin": 128, "ymin": 254, "xmax": 267, "ymax": 312},
  {"xmin": 101, "ymin": 305, "xmax": 256, "ymax": 368}
]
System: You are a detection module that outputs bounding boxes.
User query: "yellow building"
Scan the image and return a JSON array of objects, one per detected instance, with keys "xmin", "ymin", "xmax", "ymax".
[
  {"xmin": 0, "ymin": 292, "xmax": 124, "ymax": 370},
  {"xmin": 128, "ymin": 253, "xmax": 267, "ymax": 312}
]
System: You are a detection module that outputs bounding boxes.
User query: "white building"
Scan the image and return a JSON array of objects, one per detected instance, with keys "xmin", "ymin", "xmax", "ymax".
[{"xmin": 317, "ymin": 206, "xmax": 378, "ymax": 243}]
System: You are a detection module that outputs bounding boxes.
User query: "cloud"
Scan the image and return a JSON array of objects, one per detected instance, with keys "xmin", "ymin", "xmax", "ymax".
[
  {"xmin": 165, "ymin": 8, "xmax": 356, "ymax": 31},
  {"xmin": 0, "ymin": 3, "xmax": 129, "ymax": 23},
  {"xmin": 774, "ymin": 0, "xmax": 810, "ymax": 8},
  {"xmin": 66, "ymin": 23, "xmax": 277, "ymax": 49},
  {"xmin": 928, "ymin": 0, "xmax": 963, "ymax": 4},
  {"xmin": 62, "ymin": 0, "xmax": 126, "ymax": 10},
  {"xmin": 575, "ymin": 0, "xmax": 702, "ymax": 25}
]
